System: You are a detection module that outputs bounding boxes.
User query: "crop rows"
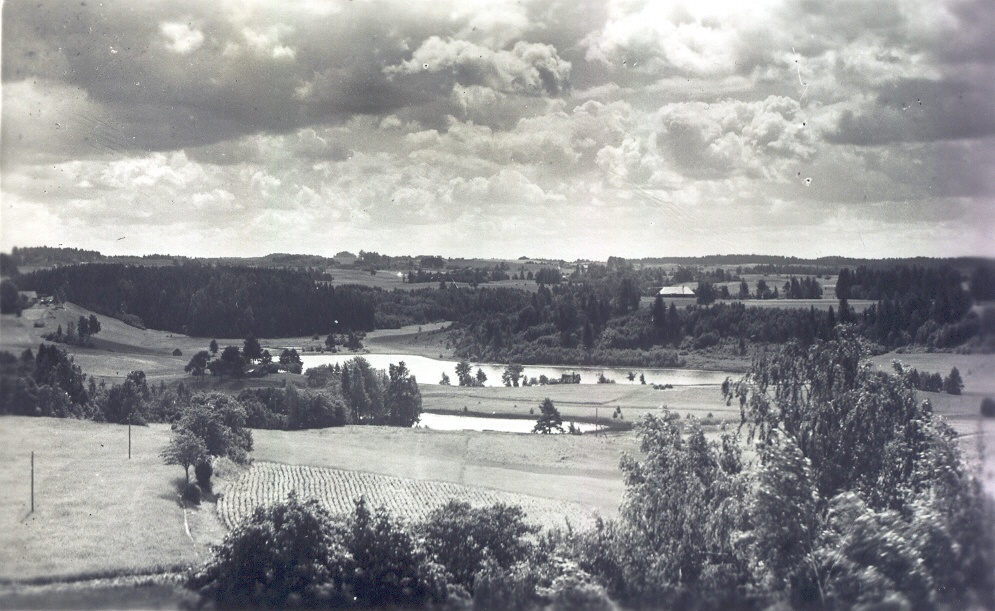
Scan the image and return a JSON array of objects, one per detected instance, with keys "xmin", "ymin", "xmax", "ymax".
[{"xmin": 219, "ymin": 461, "xmax": 596, "ymax": 530}]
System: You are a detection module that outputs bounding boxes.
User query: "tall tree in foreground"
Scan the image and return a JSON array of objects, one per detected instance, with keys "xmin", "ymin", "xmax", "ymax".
[{"xmin": 724, "ymin": 326, "xmax": 995, "ymax": 608}]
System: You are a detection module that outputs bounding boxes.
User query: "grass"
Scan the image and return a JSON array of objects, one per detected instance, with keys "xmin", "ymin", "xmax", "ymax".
[
  {"xmin": 867, "ymin": 351, "xmax": 995, "ymax": 395},
  {"xmin": 221, "ymin": 462, "xmax": 601, "ymax": 530},
  {"xmin": 250, "ymin": 425, "xmax": 638, "ymax": 518},
  {"xmin": 420, "ymin": 383, "xmax": 737, "ymax": 425},
  {"xmin": 0, "ymin": 417, "xmax": 228, "ymax": 582},
  {"xmin": 0, "ymin": 574, "xmax": 193, "ymax": 610}
]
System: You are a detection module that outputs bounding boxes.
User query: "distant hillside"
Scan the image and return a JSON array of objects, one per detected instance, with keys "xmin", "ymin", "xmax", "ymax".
[
  {"xmin": 8, "ymin": 246, "xmax": 104, "ymax": 269},
  {"xmin": 629, "ymin": 254, "xmax": 995, "ymax": 270},
  {"xmin": 17, "ymin": 263, "xmax": 378, "ymax": 338}
]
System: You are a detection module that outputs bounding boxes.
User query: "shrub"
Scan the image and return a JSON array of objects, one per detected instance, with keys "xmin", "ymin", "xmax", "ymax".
[
  {"xmin": 472, "ymin": 558, "xmax": 538, "ymax": 611},
  {"xmin": 195, "ymin": 460, "xmax": 213, "ymax": 495},
  {"xmin": 542, "ymin": 560, "xmax": 614, "ymax": 611},
  {"xmin": 183, "ymin": 482, "xmax": 202, "ymax": 505},
  {"xmin": 190, "ymin": 493, "xmax": 354, "ymax": 609},
  {"xmin": 420, "ymin": 501, "xmax": 536, "ymax": 591},
  {"xmin": 982, "ymin": 397, "xmax": 995, "ymax": 418},
  {"xmin": 349, "ymin": 498, "xmax": 452, "ymax": 608},
  {"xmin": 693, "ymin": 331, "xmax": 720, "ymax": 349}
]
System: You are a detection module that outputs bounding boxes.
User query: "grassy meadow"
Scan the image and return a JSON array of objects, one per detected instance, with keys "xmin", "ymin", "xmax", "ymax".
[{"xmin": 0, "ymin": 417, "xmax": 227, "ymax": 582}]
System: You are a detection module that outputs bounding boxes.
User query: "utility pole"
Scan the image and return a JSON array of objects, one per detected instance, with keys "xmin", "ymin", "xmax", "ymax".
[
  {"xmin": 128, "ymin": 420, "xmax": 131, "ymax": 459},
  {"xmin": 30, "ymin": 451, "xmax": 34, "ymax": 513}
]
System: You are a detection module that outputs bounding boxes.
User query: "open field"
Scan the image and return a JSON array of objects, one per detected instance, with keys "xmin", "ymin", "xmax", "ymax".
[
  {"xmin": 251, "ymin": 425, "xmax": 636, "ymax": 518},
  {"xmin": 0, "ymin": 416, "xmax": 638, "ymax": 579},
  {"xmin": 868, "ymin": 351, "xmax": 995, "ymax": 395},
  {"xmin": 362, "ymin": 321, "xmax": 454, "ymax": 359},
  {"xmin": 0, "ymin": 573, "xmax": 192, "ymax": 610},
  {"xmin": 221, "ymin": 462, "xmax": 600, "ymax": 530},
  {"xmin": 0, "ymin": 417, "xmax": 227, "ymax": 582},
  {"xmin": 2, "ymin": 303, "xmax": 210, "ymax": 384},
  {"xmin": 420, "ymin": 382, "xmax": 736, "ymax": 425}
]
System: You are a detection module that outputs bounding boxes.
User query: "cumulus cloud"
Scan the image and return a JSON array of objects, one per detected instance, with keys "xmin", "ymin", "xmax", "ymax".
[
  {"xmin": 160, "ymin": 21, "xmax": 205, "ymax": 54},
  {"xmin": 654, "ymin": 96, "xmax": 818, "ymax": 180},
  {"xmin": 1, "ymin": 0, "xmax": 993, "ymax": 258},
  {"xmin": 387, "ymin": 37, "xmax": 571, "ymax": 96}
]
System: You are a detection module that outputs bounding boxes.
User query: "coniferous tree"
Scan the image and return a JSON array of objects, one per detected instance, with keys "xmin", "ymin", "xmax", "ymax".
[{"xmin": 532, "ymin": 398, "xmax": 563, "ymax": 434}]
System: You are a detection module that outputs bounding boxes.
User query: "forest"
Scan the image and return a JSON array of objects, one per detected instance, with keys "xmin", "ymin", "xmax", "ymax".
[
  {"xmin": 16, "ymin": 264, "xmax": 378, "ymax": 338},
  {"xmin": 9, "ymin": 261, "xmax": 994, "ymax": 369}
]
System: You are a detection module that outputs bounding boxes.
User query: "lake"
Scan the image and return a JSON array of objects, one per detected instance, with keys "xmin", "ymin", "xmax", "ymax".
[
  {"xmin": 300, "ymin": 352, "xmax": 736, "ymax": 387},
  {"xmin": 415, "ymin": 412, "xmax": 599, "ymax": 434}
]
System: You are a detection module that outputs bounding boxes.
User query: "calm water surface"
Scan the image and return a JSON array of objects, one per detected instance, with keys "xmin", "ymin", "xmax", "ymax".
[{"xmin": 300, "ymin": 353, "xmax": 736, "ymax": 387}]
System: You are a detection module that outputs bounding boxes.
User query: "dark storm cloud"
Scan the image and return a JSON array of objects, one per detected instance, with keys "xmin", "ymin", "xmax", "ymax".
[
  {"xmin": 830, "ymin": 78, "xmax": 995, "ymax": 145},
  {"xmin": 935, "ymin": 0, "xmax": 995, "ymax": 64},
  {"xmin": 1, "ymin": 0, "xmax": 580, "ymax": 160},
  {"xmin": 2, "ymin": 0, "xmax": 993, "ymax": 259}
]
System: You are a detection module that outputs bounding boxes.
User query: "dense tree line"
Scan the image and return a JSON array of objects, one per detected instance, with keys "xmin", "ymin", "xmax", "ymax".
[
  {"xmin": 5, "ymin": 245, "xmax": 103, "ymax": 268},
  {"xmin": 18, "ymin": 263, "xmax": 377, "ymax": 337},
  {"xmin": 188, "ymin": 332, "xmax": 995, "ymax": 610},
  {"xmin": 12, "ymin": 261, "xmax": 986, "ymax": 363},
  {"xmin": 891, "ymin": 363, "xmax": 966, "ymax": 395},
  {"xmin": 846, "ymin": 266, "xmax": 975, "ymax": 348},
  {"xmin": 0, "ymin": 345, "xmax": 421, "ymax": 431},
  {"xmin": 779, "ymin": 275, "xmax": 824, "ymax": 299},
  {"xmin": 0, "ymin": 279, "xmax": 24, "ymax": 315},
  {"xmin": 447, "ymin": 282, "xmax": 845, "ymax": 366},
  {"xmin": 837, "ymin": 265, "xmax": 970, "ymax": 306},
  {"xmin": 0, "ymin": 344, "xmax": 89, "ymax": 416},
  {"xmin": 405, "ymin": 266, "xmax": 509, "ymax": 286}
]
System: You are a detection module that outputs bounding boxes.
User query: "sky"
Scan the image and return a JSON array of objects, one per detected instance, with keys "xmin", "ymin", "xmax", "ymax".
[{"xmin": 1, "ymin": 0, "xmax": 993, "ymax": 261}]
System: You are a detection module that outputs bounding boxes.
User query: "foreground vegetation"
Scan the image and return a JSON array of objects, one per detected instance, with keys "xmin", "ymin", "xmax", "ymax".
[{"xmin": 182, "ymin": 329, "xmax": 995, "ymax": 610}]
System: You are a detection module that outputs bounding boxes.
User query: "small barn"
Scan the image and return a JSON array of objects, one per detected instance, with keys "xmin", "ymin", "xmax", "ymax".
[{"xmin": 658, "ymin": 285, "xmax": 696, "ymax": 297}]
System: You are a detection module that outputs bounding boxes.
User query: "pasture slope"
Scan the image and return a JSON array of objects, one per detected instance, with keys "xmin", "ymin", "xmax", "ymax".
[
  {"xmin": 0, "ymin": 417, "xmax": 226, "ymax": 611},
  {"xmin": 0, "ymin": 415, "xmax": 641, "ymax": 608}
]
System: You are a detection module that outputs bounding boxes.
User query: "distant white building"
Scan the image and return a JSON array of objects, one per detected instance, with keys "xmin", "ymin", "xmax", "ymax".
[{"xmin": 658, "ymin": 285, "xmax": 696, "ymax": 297}]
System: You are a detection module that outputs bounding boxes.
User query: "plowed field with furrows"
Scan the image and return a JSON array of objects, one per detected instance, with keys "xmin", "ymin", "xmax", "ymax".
[{"xmin": 219, "ymin": 461, "xmax": 598, "ymax": 530}]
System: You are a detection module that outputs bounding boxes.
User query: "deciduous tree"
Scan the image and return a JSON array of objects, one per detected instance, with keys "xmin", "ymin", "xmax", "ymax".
[{"xmin": 161, "ymin": 430, "xmax": 208, "ymax": 484}]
